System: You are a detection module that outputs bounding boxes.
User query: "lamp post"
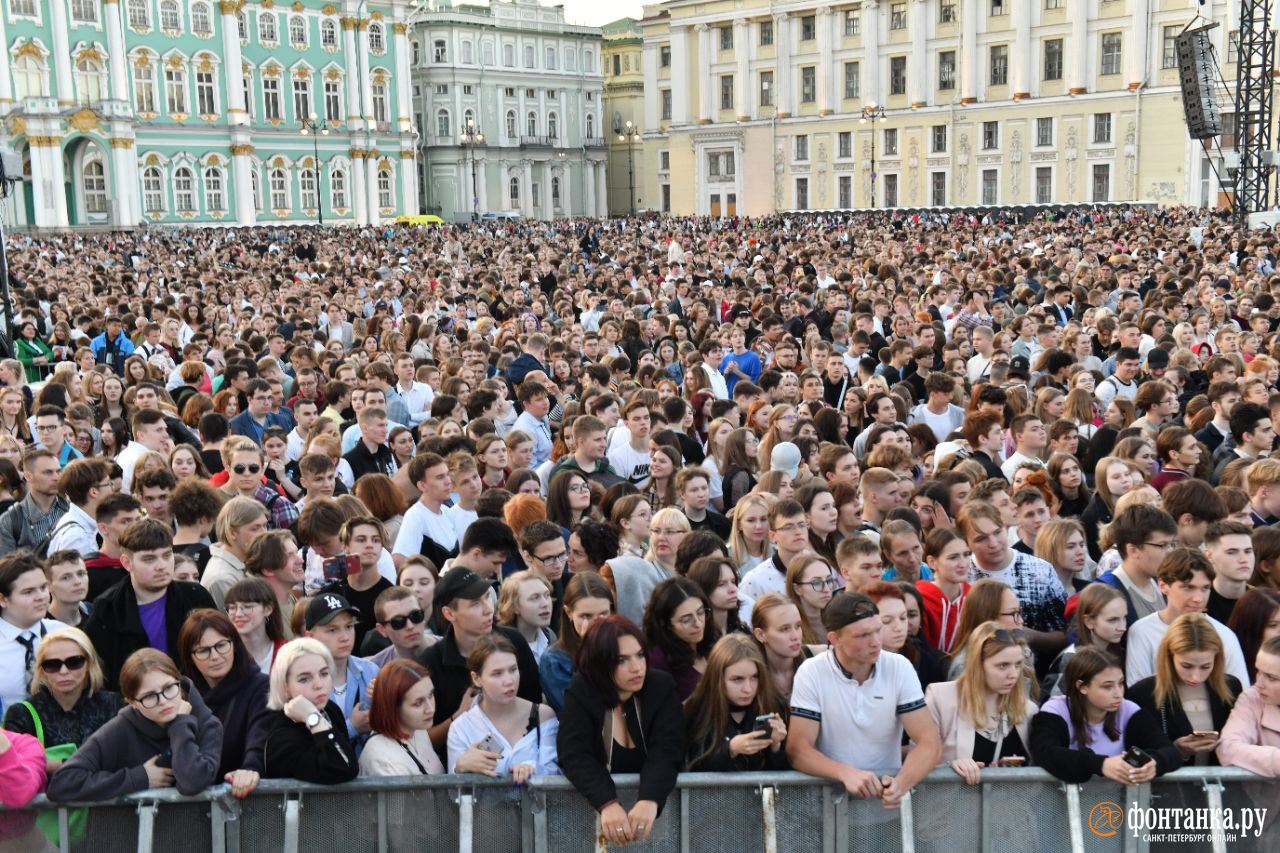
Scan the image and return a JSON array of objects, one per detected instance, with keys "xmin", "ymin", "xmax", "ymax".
[
  {"xmin": 459, "ymin": 118, "xmax": 484, "ymax": 220},
  {"xmin": 859, "ymin": 102, "xmax": 887, "ymax": 208},
  {"xmin": 617, "ymin": 119, "xmax": 641, "ymax": 215},
  {"xmin": 299, "ymin": 112, "xmax": 328, "ymax": 225}
]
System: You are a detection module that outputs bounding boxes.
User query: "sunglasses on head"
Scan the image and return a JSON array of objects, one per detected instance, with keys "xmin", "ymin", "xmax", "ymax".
[
  {"xmin": 40, "ymin": 655, "xmax": 88, "ymax": 673},
  {"xmin": 232, "ymin": 463, "xmax": 262, "ymax": 475},
  {"xmin": 380, "ymin": 609, "xmax": 426, "ymax": 630}
]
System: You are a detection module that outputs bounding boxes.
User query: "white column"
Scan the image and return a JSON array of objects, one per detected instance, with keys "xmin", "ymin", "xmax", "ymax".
[
  {"xmin": 392, "ymin": 23, "xmax": 413, "ymax": 132},
  {"xmin": 457, "ymin": 161, "xmax": 467, "ymax": 213},
  {"xmin": 357, "ymin": 22, "xmax": 374, "ymax": 120},
  {"xmin": 31, "ymin": 140, "xmax": 68, "ymax": 227},
  {"xmin": 863, "ymin": 1, "xmax": 881, "ymax": 106},
  {"xmin": 696, "ymin": 24, "xmax": 712, "ymax": 123},
  {"xmin": 231, "ymin": 143, "xmax": 255, "ymax": 225},
  {"xmin": 499, "ymin": 160, "xmax": 510, "ymax": 211},
  {"xmin": 1069, "ymin": 0, "xmax": 1089, "ymax": 94},
  {"xmin": 559, "ymin": 165, "xmax": 571, "ymax": 216},
  {"xmin": 670, "ymin": 26, "xmax": 690, "ymax": 124},
  {"xmin": 595, "ymin": 161, "xmax": 607, "ymax": 215},
  {"xmin": 1011, "ymin": 0, "xmax": 1032, "ymax": 99},
  {"xmin": 104, "ymin": 0, "xmax": 129, "ymax": 103},
  {"xmin": 542, "ymin": 160, "xmax": 554, "ymax": 219},
  {"xmin": 48, "ymin": 0, "xmax": 73, "ymax": 104},
  {"xmin": 1128, "ymin": 0, "xmax": 1150, "ymax": 89},
  {"xmin": 475, "ymin": 156, "xmax": 487, "ymax": 215},
  {"xmin": 108, "ymin": 138, "xmax": 139, "ymax": 225},
  {"xmin": 960, "ymin": 0, "xmax": 978, "ymax": 103},
  {"xmin": 342, "ymin": 17, "xmax": 361, "ymax": 126},
  {"xmin": 400, "ymin": 152, "xmax": 418, "ymax": 214},
  {"xmin": 351, "ymin": 151, "xmax": 368, "ymax": 224},
  {"xmin": 910, "ymin": 0, "xmax": 929, "ymax": 107},
  {"xmin": 643, "ymin": 44, "xmax": 660, "ymax": 128},
  {"xmin": 583, "ymin": 160, "xmax": 596, "ymax": 216},
  {"xmin": 816, "ymin": 9, "xmax": 833, "ymax": 114},
  {"xmin": 774, "ymin": 14, "xmax": 791, "ymax": 116},
  {"xmin": 734, "ymin": 19, "xmax": 750, "ymax": 119},
  {"xmin": 366, "ymin": 155, "xmax": 380, "ymax": 224},
  {"xmin": 522, "ymin": 160, "xmax": 533, "ymax": 217}
]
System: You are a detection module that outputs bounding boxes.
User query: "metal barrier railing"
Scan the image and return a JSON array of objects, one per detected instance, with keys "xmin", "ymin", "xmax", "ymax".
[{"xmin": 1, "ymin": 767, "xmax": 1274, "ymax": 853}]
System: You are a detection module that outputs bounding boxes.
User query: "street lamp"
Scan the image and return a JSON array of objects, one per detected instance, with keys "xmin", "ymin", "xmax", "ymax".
[
  {"xmin": 459, "ymin": 118, "xmax": 484, "ymax": 220},
  {"xmin": 299, "ymin": 111, "xmax": 329, "ymax": 225},
  {"xmin": 859, "ymin": 102, "xmax": 887, "ymax": 208},
  {"xmin": 617, "ymin": 119, "xmax": 641, "ymax": 215}
]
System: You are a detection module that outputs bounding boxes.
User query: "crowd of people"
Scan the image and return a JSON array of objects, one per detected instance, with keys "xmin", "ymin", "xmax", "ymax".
[{"xmin": 1, "ymin": 205, "xmax": 1280, "ymax": 846}]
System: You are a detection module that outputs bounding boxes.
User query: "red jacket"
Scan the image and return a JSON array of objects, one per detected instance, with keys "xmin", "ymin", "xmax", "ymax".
[{"xmin": 917, "ymin": 580, "xmax": 970, "ymax": 654}]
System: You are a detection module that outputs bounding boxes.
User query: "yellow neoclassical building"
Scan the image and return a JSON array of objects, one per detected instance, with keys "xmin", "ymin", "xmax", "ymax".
[{"xmin": 636, "ymin": 0, "xmax": 1255, "ymax": 216}]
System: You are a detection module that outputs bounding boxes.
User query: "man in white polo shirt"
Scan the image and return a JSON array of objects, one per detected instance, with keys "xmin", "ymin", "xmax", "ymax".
[{"xmin": 787, "ymin": 593, "xmax": 941, "ymax": 808}]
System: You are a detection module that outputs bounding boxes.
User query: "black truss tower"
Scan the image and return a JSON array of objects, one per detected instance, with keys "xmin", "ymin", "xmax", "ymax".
[{"xmin": 1233, "ymin": 0, "xmax": 1276, "ymax": 222}]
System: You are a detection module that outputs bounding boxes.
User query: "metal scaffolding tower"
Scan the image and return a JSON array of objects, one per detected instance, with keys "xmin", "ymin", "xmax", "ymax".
[{"xmin": 1233, "ymin": 0, "xmax": 1276, "ymax": 222}]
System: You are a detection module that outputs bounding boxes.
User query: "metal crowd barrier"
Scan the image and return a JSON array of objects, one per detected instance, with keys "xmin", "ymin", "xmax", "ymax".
[{"xmin": 0, "ymin": 767, "xmax": 1275, "ymax": 853}]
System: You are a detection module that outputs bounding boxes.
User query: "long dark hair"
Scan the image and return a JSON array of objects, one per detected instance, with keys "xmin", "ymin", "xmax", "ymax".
[
  {"xmin": 686, "ymin": 556, "xmax": 744, "ymax": 634},
  {"xmin": 555, "ymin": 571, "xmax": 615, "ymax": 660},
  {"xmin": 1063, "ymin": 647, "xmax": 1123, "ymax": 749},
  {"xmin": 576, "ymin": 615, "xmax": 648, "ymax": 708},
  {"xmin": 643, "ymin": 576, "xmax": 717, "ymax": 671},
  {"xmin": 176, "ymin": 608, "xmax": 255, "ymax": 687},
  {"xmin": 1228, "ymin": 588, "xmax": 1280, "ymax": 682}
]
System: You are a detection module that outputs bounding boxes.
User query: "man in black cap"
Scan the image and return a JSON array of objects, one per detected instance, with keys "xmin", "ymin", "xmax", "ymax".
[
  {"xmin": 787, "ymin": 593, "xmax": 940, "ymax": 808},
  {"xmin": 303, "ymin": 591, "xmax": 379, "ymax": 739},
  {"xmin": 418, "ymin": 568, "xmax": 541, "ymax": 750}
]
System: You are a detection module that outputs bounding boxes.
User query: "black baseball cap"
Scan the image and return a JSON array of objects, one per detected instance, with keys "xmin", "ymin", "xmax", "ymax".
[
  {"xmin": 305, "ymin": 592, "xmax": 359, "ymax": 630},
  {"xmin": 434, "ymin": 569, "xmax": 492, "ymax": 609},
  {"xmin": 821, "ymin": 592, "xmax": 880, "ymax": 633}
]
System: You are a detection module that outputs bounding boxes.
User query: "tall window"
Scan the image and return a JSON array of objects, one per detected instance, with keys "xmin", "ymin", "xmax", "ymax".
[
  {"xmin": 321, "ymin": 20, "xmax": 338, "ymax": 49},
  {"xmin": 586, "ymin": 114, "xmax": 595, "ymax": 138},
  {"xmin": 462, "ymin": 41, "xmax": 473, "ymax": 64},
  {"xmin": 191, "ymin": 2, "xmax": 212, "ymax": 36},
  {"xmin": 890, "ymin": 57, "xmax": 906, "ymax": 96},
  {"xmin": 800, "ymin": 66, "xmax": 816, "ymax": 103},
  {"xmin": 331, "ymin": 169, "xmax": 347, "ymax": 209},
  {"xmin": 324, "ymin": 80, "xmax": 341, "ymax": 121},
  {"xmin": 74, "ymin": 58, "xmax": 105, "ymax": 104},
  {"xmin": 505, "ymin": 110, "xmax": 516, "ymax": 139},
  {"xmin": 196, "ymin": 69, "xmax": 216, "ymax": 115},
  {"xmin": 795, "ymin": 177, "xmax": 809, "ymax": 210},
  {"xmin": 204, "ymin": 166, "xmax": 225, "ymax": 211},
  {"xmin": 14, "ymin": 55, "xmax": 45, "ymax": 99},
  {"xmin": 292, "ymin": 76, "xmax": 311, "ymax": 121},
  {"xmin": 838, "ymin": 131, "xmax": 852, "ymax": 158},
  {"xmin": 259, "ymin": 11, "xmax": 277, "ymax": 44},
  {"xmin": 483, "ymin": 41, "xmax": 494, "ymax": 66},
  {"xmin": 251, "ymin": 169, "xmax": 262, "ymax": 210},
  {"xmin": 795, "ymin": 135, "xmax": 809, "ymax": 161},
  {"xmin": 503, "ymin": 44, "xmax": 514, "ymax": 66},
  {"xmin": 545, "ymin": 46, "xmax": 557, "ymax": 68},
  {"xmin": 884, "ymin": 174, "xmax": 898, "ymax": 207},
  {"xmin": 552, "ymin": 176, "xmax": 560, "ymax": 207},
  {"xmin": 1036, "ymin": 117, "xmax": 1053, "ymax": 146},
  {"xmin": 133, "ymin": 61, "xmax": 155, "ymax": 112},
  {"xmin": 939, "ymin": 51, "xmax": 956, "ymax": 90},
  {"xmin": 242, "ymin": 73, "xmax": 253, "ymax": 119},
  {"xmin": 931, "ymin": 172, "xmax": 946, "ymax": 206},
  {"xmin": 526, "ymin": 111, "xmax": 537, "ymax": 136},
  {"xmin": 719, "ymin": 26, "xmax": 732, "ymax": 51},
  {"xmin": 800, "ymin": 15, "xmax": 815, "ymax": 40},
  {"xmin": 368, "ymin": 23, "xmax": 385, "ymax": 53},
  {"xmin": 759, "ymin": 73, "xmax": 773, "ymax": 107},
  {"xmin": 982, "ymin": 120, "xmax": 999, "ymax": 150},
  {"xmin": 548, "ymin": 111, "xmax": 558, "ymax": 139},
  {"xmin": 509, "ymin": 176, "xmax": 520, "ymax": 206},
  {"xmin": 1101, "ymin": 33, "xmax": 1122, "ymax": 75},
  {"xmin": 238, "ymin": 10, "xmax": 247, "ymax": 40},
  {"xmin": 759, "ymin": 20, "xmax": 773, "ymax": 46},
  {"xmin": 524, "ymin": 45, "xmax": 535, "ymax": 68},
  {"xmin": 299, "ymin": 168, "xmax": 318, "ymax": 209},
  {"xmin": 1044, "ymin": 39, "xmax": 1063, "ymax": 80},
  {"xmin": 290, "ymin": 15, "xmax": 307, "ymax": 49},
  {"xmin": 844, "ymin": 10, "xmax": 860, "ymax": 35},
  {"xmin": 159, "ymin": 0, "xmax": 181, "ymax": 32},
  {"xmin": 371, "ymin": 82, "xmax": 387, "ymax": 123},
  {"xmin": 844, "ymin": 62, "xmax": 859, "ymax": 100},
  {"xmin": 981, "ymin": 169, "xmax": 997, "ymax": 204},
  {"xmin": 269, "ymin": 167, "xmax": 289, "ymax": 209},
  {"xmin": 436, "ymin": 109, "xmax": 450, "ymax": 138},
  {"xmin": 71, "ymin": 0, "xmax": 99, "ymax": 24},
  {"xmin": 263, "ymin": 76, "xmax": 281, "ymax": 120},
  {"xmin": 989, "ymin": 45, "xmax": 1009, "ymax": 86},
  {"xmin": 1036, "ymin": 167, "xmax": 1053, "ymax": 203},
  {"xmin": 1093, "ymin": 112, "xmax": 1112, "ymax": 144},
  {"xmin": 1162, "ymin": 26, "xmax": 1179, "ymax": 69},
  {"xmin": 127, "ymin": 0, "xmax": 149, "ymax": 29},
  {"xmin": 890, "ymin": 3, "xmax": 906, "ymax": 29},
  {"xmin": 931, "ymin": 124, "xmax": 947, "ymax": 153},
  {"xmin": 142, "ymin": 166, "xmax": 165, "ymax": 212},
  {"xmin": 377, "ymin": 168, "xmax": 392, "ymax": 208},
  {"xmin": 164, "ymin": 64, "xmax": 187, "ymax": 114},
  {"xmin": 883, "ymin": 129, "xmax": 898, "ymax": 156},
  {"xmin": 1092, "ymin": 164, "xmax": 1110, "ymax": 201},
  {"xmin": 173, "ymin": 166, "xmax": 195, "ymax": 211},
  {"xmin": 720, "ymin": 75, "xmax": 734, "ymax": 111},
  {"xmin": 83, "ymin": 159, "xmax": 107, "ymax": 213},
  {"xmin": 839, "ymin": 176, "xmax": 852, "ymax": 209}
]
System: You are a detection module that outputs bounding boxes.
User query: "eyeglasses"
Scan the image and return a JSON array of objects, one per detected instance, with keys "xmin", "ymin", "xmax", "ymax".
[
  {"xmin": 798, "ymin": 577, "xmax": 839, "ymax": 593},
  {"xmin": 533, "ymin": 550, "xmax": 569, "ymax": 566},
  {"xmin": 650, "ymin": 528, "xmax": 686, "ymax": 537},
  {"xmin": 191, "ymin": 639, "xmax": 233, "ymax": 660},
  {"xmin": 773, "ymin": 521, "xmax": 810, "ymax": 535},
  {"xmin": 35, "ymin": 423, "xmax": 61, "ymax": 432},
  {"xmin": 40, "ymin": 654, "xmax": 88, "ymax": 673},
  {"xmin": 673, "ymin": 607, "xmax": 710, "ymax": 629},
  {"xmin": 133, "ymin": 680, "xmax": 182, "ymax": 708},
  {"xmin": 232, "ymin": 463, "xmax": 262, "ymax": 475},
  {"xmin": 226, "ymin": 602, "xmax": 263, "ymax": 614},
  {"xmin": 998, "ymin": 608, "xmax": 1025, "ymax": 622},
  {"xmin": 567, "ymin": 483, "xmax": 591, "ymax": 494},
  {"xmin": 1142, "ymin": 540, "xmax": 1178, "ymax": 552},
  {"xmin": 380, "ymin": 609, "xmax": 427, "ymax": 630}
]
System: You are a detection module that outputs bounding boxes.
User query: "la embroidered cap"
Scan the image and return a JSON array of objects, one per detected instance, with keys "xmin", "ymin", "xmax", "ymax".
[{"xmin": 305, "ymin": 592, "xmax": 359, "ymax": 630}]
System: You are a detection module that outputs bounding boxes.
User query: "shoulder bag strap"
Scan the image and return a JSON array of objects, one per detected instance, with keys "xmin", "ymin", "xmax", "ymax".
[
  {"xmin": 601, "ymin": 704, "xmax": 614, "ymax": 772},
  {"xmin": 397, "ymin": 740, "xmax": 428, "ymax": 775},
  {"xmin": 19, "ymin": 700, "xmax": 44, "ymax": 747}
]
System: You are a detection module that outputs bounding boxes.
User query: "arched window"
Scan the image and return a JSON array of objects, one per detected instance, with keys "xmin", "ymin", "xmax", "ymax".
[
  {"xmin": 436, "ymin": 108, "xmax": 450, "ymax": 138},
  {"xmin": 411, "ymin": 40, "xmax": 420, "ymax": 65},
  {"xmin": 289, "ymin": 15, "xmax": 307, "ymax": 48},
  {"xmin": 368, "ymin": 22, "xmax": 385, "ymax": 53},
  {"xmin": 502, "ymin": 43, "xmax": 514, "ymax": 67},
  {"xmin": 433, "ymin": 39, "xmax": 446, "ymax": 62},
  {"xmin": 142, "ymin": 165, "xmax": 165, "ymax": 212},
  {"xmin": 509, "ymin": 176, "xmax": 519, "ymax": 206},
  {"xmin": 583, "ymin": 49, "xmax": 594, "ymax": 72},
  {"xmin": 523, "ymin": 44, "xmax": 535, "ymax": 68},
  {"xmin": 250, "ymin": 168, "xmax": 263, "ymax": 210},
  {"xmin": 14, "ymin": 55, "xmax": 46, "ymax": 100},
  {"xmin": 259, "ymin": 11, "xmax": 277, "ymax": 43},
  {"xmin": 482, "ymin": 41, "xmax": 494, "ymax": 66},
  {"xmin": 586, "ymin": 113, "xmax": 595, "ymax": 139},
  {"xmin": 237, "ymin": 10, "xmax": 248, "ymax": 40},
  {"xmin": 551, "ymin": 176, "xmax": 561, "ymax": 208},
  {"xmin": 173, "ymin": 166, "xmax": 195, "ymax": 211},
  {"xmin": 463, "ymin": 109, "xmax": 475, "ymax": 128},
  {"xmin": 269, "ymin": 167, "xmax": 289, "ymax": 209},
  {"xmin": 164, "ymin": 61, "xmax": 187, "ymax": 114},
  {"xmin": 299, "ymin": 168, "xmax": 318, "ymax": 209},
  {"xmin": 132, "ymin": 59, "xmax": 155, "ymax": 112},
  {"xmin": 461, "ymin": 41, "xmax": 473, "ymax": 64},
  {"xmin": 83, "ymin": 158, "xmax": 107, "ymax": 214},
  {"xmin": 547, "ymin": 112, "xmax": 558, "ymax": 139},
  {"xmin": 377, "ymin": 167, "xmax": 393, "ymax": 208},
  {"xmin": 191, "ymin": 2, "xmax": 213, "ymax": 35},
  {"xmin": 331, "ymin": 168, "xmax": 347, "ymax": 209},
  {"xmin": 159, "ymin": 0, "xmax": 181, "ymax": 32},
  {"xmin": 320, "ymin": 19, "xmax": 337, "ymax": 49},
  {"xmin": 75, "ymin": 57, "xmax": 105, "ymax": 104},
  {"xmin": 371, "ymin": 81, "xmax": 387, "ymax": 123},
  {"xmin": 126, "ymin": 0, "xmax": 149, "ymax": 29},
  {"xmin": 204, "ymin": 166, "xmax": 225, "ymax": 211},
  {"xmin": 566, "ymin": 47, "xmax": 577, "ymax": 71},
  {"xmin": 526, "ymin": 111, "xmax": 537, "ymax": 137},
  {"xmin": 545, "ymin": 46, "xmax": 557, "ymax": 69},
  {"xmin": 505, "ymin": 110, "xmax": 516, "ymax": 139}
]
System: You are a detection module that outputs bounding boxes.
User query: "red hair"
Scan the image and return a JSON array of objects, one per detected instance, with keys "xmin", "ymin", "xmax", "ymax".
[
  {"xmin": 860, "ymin": 580, "xmax": 906, "ymax": 605},
  {"xmin": 368, "ymin": 658, "xmax": 432, "ymax": 740}
]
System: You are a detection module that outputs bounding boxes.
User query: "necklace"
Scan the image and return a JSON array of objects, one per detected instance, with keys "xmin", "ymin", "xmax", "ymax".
[{"xmin": 333, "ymin": 683, "xmax": 348, "ymax": 696}]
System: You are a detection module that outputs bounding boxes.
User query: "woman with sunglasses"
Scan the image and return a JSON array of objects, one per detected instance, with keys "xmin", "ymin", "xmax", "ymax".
[
  {"xmin": 177, "ymin": 610, "xmax": 273, "ymax": 800},
  {"xmin": 224, "ymin": 578, "xmax": 288, "ymax": 675},
  {"xmin": 47, "ymin": 648, "xmax": 223, "ymax": 801},
  {"xmin": 1, "ymin": 627, "xmax": 120, "ymax": 773}
]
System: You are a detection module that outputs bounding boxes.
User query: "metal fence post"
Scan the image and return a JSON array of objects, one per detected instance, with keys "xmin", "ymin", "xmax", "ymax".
[
  {"xmin": 1202, "ymin": 778, "xmax": 1228, "ymax": 853},
  {"xmin": 209, "ymin": 796, "xmax": 240, "ymax": 853},
  {"xmin": 456, "ymin": 789, "xmax": 475, "ymax": 853},
  {"xmin": 135, "ymin": 802, "xmax": 157, "ymax": 853},
  {"xmin": 282, "ymin": 796, "xmax": 301, "ymax": 853},
  {"xmin": 1125, "ymin": 781, "xmax": 1149, "ymax": 853},
  {"xmin": 531, "ymin": 789, "xmax": 548, "ymax": 853},
  {"xmin": 679, "ymin": 787, "xmax": 690, "ymax": 853},
  {"xmin": 57, "ymin": 808, "xmax": 70, "ymax": 853},
  {"xmin": 759, "ymin": 785, "xmax": 778, "ymax": 853},
  {"xmin": 1064, "ymin": 783, "xmax": 1085, "ymax": 853},
  {"xmin": 899, "ymin": 788, "xmax": 916, "ymax": 853}
]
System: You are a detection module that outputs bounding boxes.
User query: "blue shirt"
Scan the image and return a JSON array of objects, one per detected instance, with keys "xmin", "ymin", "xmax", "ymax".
[
  {"xmin": 882, "ymin": 564, "xmax": 934, "ymax": 582},
  {"xmin": 718, "ymin": 349, "xmax": 762, "ymax": 395}
]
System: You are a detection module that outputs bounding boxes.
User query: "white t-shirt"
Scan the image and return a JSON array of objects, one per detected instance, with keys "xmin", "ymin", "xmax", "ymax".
[
  {"xmin": 1125, "ymin": 611, "xmax": 1251, "ymax": 687},
  {"xmin": 608, "ymin": 443, "xmax": 651, "ymax": 485},
  {"xmin": 393, "ymin": 500, "xmax": 459, "ymax": 558},
  {"xmin": 790, "ymin": 649, "xmax": 925, "ymax": 774},
  {"xmin": 738, "ymin": 558, "xmax": 785, "ymax": 623},
  {"xmin": 446, "ymin": 504, "xmax": 478, "ymax": 544}
]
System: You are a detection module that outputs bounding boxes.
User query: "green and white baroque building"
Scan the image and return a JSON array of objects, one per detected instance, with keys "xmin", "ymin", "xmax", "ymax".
[{"xmin": 1, "ymin": 0, "xmax": 421, "ymax": 228}]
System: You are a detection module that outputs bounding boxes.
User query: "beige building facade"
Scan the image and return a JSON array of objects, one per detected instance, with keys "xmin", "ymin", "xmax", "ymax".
[
  {"xmin": 640, "ymin": 0, "xmax": 1256, "ymax": 216},
  {"xmin": 603, "ymin": 18, "xmax": 648, "ymax": 214}
]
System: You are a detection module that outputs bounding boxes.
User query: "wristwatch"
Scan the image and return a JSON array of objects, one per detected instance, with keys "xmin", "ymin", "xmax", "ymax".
[{"xmin": 305, "ymin": 712, "xmax": 323, "ymax": 730}]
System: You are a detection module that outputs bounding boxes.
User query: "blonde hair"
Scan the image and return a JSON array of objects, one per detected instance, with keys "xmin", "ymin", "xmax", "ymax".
[
  {"xmin": 955, "ymin": 621, "xmax": 1033, "ymax": 728},
  {"xmin": 728, "ymin": 493, "xmax": 775, "ymax": 569},
  {"xmin": 1153, "ymin": 613, "xmax": 1234, "ymax": 710},
  {"xmin": 643, "ymin": 507, "xmax": 691, "ymax": 562},
  {"xmin": 1034, "ymin": 518, "xmax": 1086, "ymax": 572},
  {"xmin": 215, "ymin": 495, "xmax": 270, "ymax": 543},
  {"xmin": 267, "ymin": 638, "xmax": 336, "ymax": 711},
  {"xmin": 30, "ymin": 627, "xmax": 105, "ymax": 697},
  {"xmin": 496, "ymin": 570, "xmax": 554, "ymax": 627}
]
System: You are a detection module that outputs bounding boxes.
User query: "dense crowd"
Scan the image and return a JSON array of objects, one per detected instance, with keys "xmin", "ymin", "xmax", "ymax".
[{"xmin": 1, "ymin": 206, "xmax": 1280, "ymax": 846}]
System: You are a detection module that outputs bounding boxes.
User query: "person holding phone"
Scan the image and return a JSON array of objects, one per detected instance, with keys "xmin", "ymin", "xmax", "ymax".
[
  {"xmin": 1127, "ymin": 613, "xmax": 1242, "ymax": 767},
  {"xmin": 1030, "ymin": 647, "xmax": 1182, "ymax": 784},
  {"xmin": 924, "ymin": 622, "xmax": 1038, "ymax": 785},
  {"xmin": 47, "ymin": 648, "xmax": 223, "ymax": 801},
  {"xmin": 683, "ymin": 634, "xmax": 788, "ymax": 772},
  {"xmin": 323, "ymin": 516, "xmax": 394, "ymax": 651}
]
